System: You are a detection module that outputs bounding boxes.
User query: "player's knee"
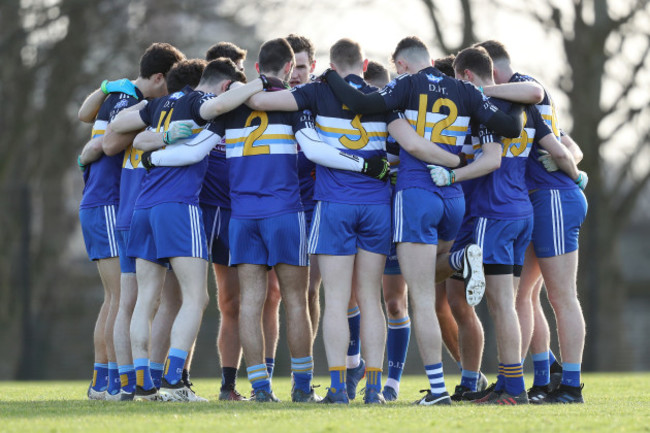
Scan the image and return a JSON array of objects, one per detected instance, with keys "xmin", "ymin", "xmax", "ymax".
[
  {"xmin": 218, "ymin": 295, "xmax": 240, "ymax": 318},
  {"xmin": 385, "ymin": 297, "xmax": 406, "ymax": 318},
  {"xmin": 265, "ymin": 285, "xmax": 282, "ymax": 306}
]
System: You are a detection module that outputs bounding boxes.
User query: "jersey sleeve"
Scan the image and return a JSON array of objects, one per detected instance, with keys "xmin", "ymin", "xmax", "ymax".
[
  {"xmin": 207, "ymin": 115, "xmax": 226, "ymax": 137},
  {"xmin": 191, "ymin": 92, "xmax": 216, "ymax": 125},
  {"xmin": 290, "ymin": 82, "xmax": 319, "ymax": 112},
  {"xmin": 138, "ymin": 99, "xmax": 157, "ymax": 127},
  {"xmin": 291, "ymin": 109, "xmax": 315, "ymax": 134},
  {"xmin": 378, "ymin": 74, "xmax": 411, "ymax": 111},
  {"xmin": 464, "ymin": 83, "xmax": 500, "ymax": 126},
  {"xmin": 527, "ymin": 105, "xmax": 553, "ymax": 139}
]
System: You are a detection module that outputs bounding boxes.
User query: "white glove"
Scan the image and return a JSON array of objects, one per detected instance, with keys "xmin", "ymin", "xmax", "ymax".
[
  {"xmin": 537, "ymin": 149, "xmax": 559, "ymax": 172},
  {"xmin": 575, "ymin": 170, "xmax": 588, "ymax": 190},
  {"xmin": 427, "ymin": 164, "xmax": 454, "ymax": 186},
  {"xmin": 163, "ymin": 121, "xmax": 194, "ymax": 144}
]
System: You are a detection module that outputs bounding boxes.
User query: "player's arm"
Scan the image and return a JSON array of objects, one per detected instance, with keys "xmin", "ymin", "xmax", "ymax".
[
  {"xmin": 78, "ymin": 136, "xmax": 104, "ymax": 167},
  {"xmin": 103, "ymin": 101, "xmax": 149, "ymax": 155},
  {"xmin": 483, "ymin": 104, "xmax": 524, "ymax": 138},
  {"xmin": 387, "ymin": 118, "xmax": 463, "ymax": 168},
  {"xmin": 537, "ymin": 133, "xmax": 581, "ymax": 180},
  {"xmin": 428, "ymin": 141, "xmax": 501, "ymax": 186},
  {"xmin": 144, "ymin": 130, "xmax": 222, "ymax": 168},
  {"xmin": 199, "ymin": 78, "xmax": 266, "ymax": 120},
  {"xmin": 324, "ymin": 70, "xmax": 387, "ymax": 114},
  {"xmin": 132, "ymin": 121, "xmax": 194, "ymax": 151},
  {"xmin": 246, "ymin": 89, "xmax": 299, "ymax": 112},
  {"xmin": 561, "ymin": 133, "xmax": 583, "ymax": 164},
  {"xmin": 78, "ymin": 79, "xmax": 139, "ymax": 122},
  {"xmin": 295, "ymin": 127, "xmax": 367, "ymax": 172},
  {"xmin": 482, "ymin": 82, "xmax": 544, "ymax": 105}
]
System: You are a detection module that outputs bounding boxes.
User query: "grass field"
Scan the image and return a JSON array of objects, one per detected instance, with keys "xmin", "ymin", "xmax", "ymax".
[{"xmin": 1, "ymin": 373, "xmax": 648, "ymax": 432}]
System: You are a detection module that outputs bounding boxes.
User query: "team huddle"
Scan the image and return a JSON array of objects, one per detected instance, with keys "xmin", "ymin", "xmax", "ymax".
[{"xmin": 78, "ymin": 34, "xmax": 588, "ymax": 405}]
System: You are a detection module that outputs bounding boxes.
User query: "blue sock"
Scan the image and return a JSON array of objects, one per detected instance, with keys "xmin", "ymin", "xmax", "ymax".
[
  {"xmin": 385, "ymin": 316, "xmax": 410, "ymax": 393},
  {"xmin": 449, "ymin": 249, "xmax": 464, "ymax": 271},
  {"xmin": 503, "ymin": 363, "xmax": 525, "ymax": 396},
  {"xmin": 291, "ymin": 356, "xmax": 313, "ymax": 394},
  {"xmin": 532, "ymin": 351, "xmax": 551, "ymax": 387},
  {"xmin": 247, "ymin": 363, "xmax": 271, "ymax": 393},
  {"xmin": 107, "ymin": 362, "xmax": 120, "ymax": 395},
  {"xmin": 329, "ymin": 367, "xmax": 347, "ymax": 395},
  {"xmin": 92, "ymin": 363, "xmax": 109, "ymax": 391},
  {"xmin": 150, "ymin": 361, "xmax": 165, "ymax": 389},
  {"xmin": 425, "ymin": 362, "xmax": 447, "ymax": 396},
  {"xmin": 164, "ymin": 348, "xmax": 188, "ymax": 386},
  {"xmin": 549, "ymin": 350, "xmax": 557, "ymax": 366},
  {"xmin": 347, "ymin": 306, "xmax": 361, "ymax": 368},
  {"xmin": 495, "ymin": 364, "xmax": 505, "ymax": 392},
  {"xmin": 460, "ymin": 369, "xmax": 480, "ymax": 392},
  {"xmin": 561, "ymin": 363, "xmax": 581, "ymax": 387},
  {"xmin": 134, "ymin": 358, "xmax": 155, "ymax": 391},
  {"xmin": 265, "ymin": 357, "xmax": 275, "ymax": 380},
  {"xmin": 118, "ymin": 364, "xmax": 136, "ymax": 393},
  {"xmin": 366, "ymin": 367, "xmax": 382, "ymax": 393}
]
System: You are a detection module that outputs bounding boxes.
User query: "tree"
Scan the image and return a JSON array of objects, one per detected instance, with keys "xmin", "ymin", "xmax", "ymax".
[{"xmin": 424, "ymin": 0, "xmax": 650, "ymax": 370}]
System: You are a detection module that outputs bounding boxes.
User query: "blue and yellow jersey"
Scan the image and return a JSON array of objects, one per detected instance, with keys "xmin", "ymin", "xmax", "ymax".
[
  {"xmin": 199, "ymin": 137, "xmax": 230, "ymax": 209},
  {"xmin": 297, "ymin": 149, "xmax": 316, "ymax": 213},
  {"xmin": 379, "ymin": 67, "xmax": 500, "ymax": 199},
  {"xmin": 510, "ymin": 73, "xmax": 576, "ymax": 191},
  {"xmin": 134, "ymin": 86, "xmax": 214, "ymax": 209},
  {"xmin": 210, "ymin": 104, "xmax": 308, "ymax": 219},
  {"xmin": 469, "ymin": 98, "xmax": 551, "ymax": 220},
  {"xmin": 80, "ymin": 89, "xmax": 142, "ymax": 210},
  {"xmin": 291, "ymin": 75, "xmax": 390, "ymax": 205}
]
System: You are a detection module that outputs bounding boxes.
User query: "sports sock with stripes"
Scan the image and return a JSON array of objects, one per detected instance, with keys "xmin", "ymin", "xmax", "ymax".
[
  {"xmin": 346, "ymin": 306, "xmax": 361, "ymax": 369},
  {"xmin": 164, "ymin": 348, "xmax": 188, "ymax": 386},
  {"xmin": 449, "ymin": 249, "xmax": 464, "ymax": 272},
  {"xmin": 118, "ymin": 364, "xmax": 136, "ymax": 393},
  {"xmin": 107, "ymin": 362, "xmax": 120, "ymax": 395},
  {"xmin": 561, "ymin": 363, "xmax": 581, "ymax": 387},
  {"xmin": 291, "ymin": 356, "xmax": 313, "ymax": 394},
  {"xmin": 503, "ymin": 363, "xmax": 525, "ymax": 396},
  {"xmin": 91, "ymin": 363, "xmax": 109, "ymax": 392},
  {"xmin": 134, "ymin": 358, "xmax": 155, "ymax": 391},
  {"xmin": 265, "ymin": 357, "xmax": 275, "ymax": 381},
  {"xmin": 365, "ymin": 367, "xmax": 382, "ymax": 394},
  {"xmin": 425, "ymin": 362, "xmax": 447, "ymax": 396},
  {"xmin": 329, "ymin": 366, "xmax": 347, "ymax": 395},
  {"xmin": 150, "ymin": 361, "xmax": 164, "ymax": 389},
  {"xmin": 385, "ymin": 316, "xmax": 410, "ymax": 394},
  {"xmin": 247, "ymin": 363, "xmax": 271, "ymax": 393},
  {"xmin": 495, "ymin": 363, "xmax": 505, "ymax": 392}
]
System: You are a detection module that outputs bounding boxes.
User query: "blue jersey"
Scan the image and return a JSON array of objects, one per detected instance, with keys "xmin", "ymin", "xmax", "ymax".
[
  {"xmin": 210, "ymin": 104, "xmax": 309, "ymax": 219},
  {"xmin": 199, "ymin": 137, "xmax": 231, "ymax": 208},
  {"xmin": 80, "ymin": 90, "xmax": 142, "ymax": 209},
  {"xmin": 297, "ymin": 149, "xmax": 316, "ymax": 213},
  {"xmin": 134, "ymin": 86, "xmax": 214, "ymax": 209},
  {"xmin": 469, "ymin": 99, "xmax": 551, "ymax": 219},
  {"xmin": 510, "ymin": 73, "xmax": 577, "ymax": 191},
  {"xmin": 379, "ymin": 67, "xmax": 500, "ymax": 199},
  {"xmin": 291, "ymin": 74, "xmax": 390, "ymax": 205}
]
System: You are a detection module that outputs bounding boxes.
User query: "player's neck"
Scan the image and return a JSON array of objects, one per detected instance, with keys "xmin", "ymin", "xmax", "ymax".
[
  {"xmin": 336, "ymin": 69, "xmax": 362, "ymax": 79},
  {"xmin": 133, "ymin": 77, "xmax": 155, "ymax": 98}
]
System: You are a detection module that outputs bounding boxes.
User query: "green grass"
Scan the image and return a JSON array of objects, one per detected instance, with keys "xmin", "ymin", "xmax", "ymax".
[{"xmin": 1, "ymin": 373, "xmax": 648, "ymax": 432}]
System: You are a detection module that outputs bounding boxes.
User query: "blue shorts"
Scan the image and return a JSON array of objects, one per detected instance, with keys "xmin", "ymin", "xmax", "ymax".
[
  {"xmin": 304, "ymin": 208, "xmax": 314, "ymax": 236},
  {"xmin": 202, "ymin": 204, "xmax": 231, "ymax": 266},
  {"xmin": 309, "ymin": 201, "xmax": 391, "ymax": 256},
  {"xmin": 230, "ymin": 212, "xmax": 308, "ymax": 267},
  {"xmin": 474, "ymin": 216, "xmax": 533, "ymax": 266},
  {"xmin": 384, "ymin": 242, "xmax": 401, "ymax": 275},
  {"xmin": 128, "ymin": 203, "xmax": 208, "ymax": 264},
  {"xmin": 393, "ymin": 188, "xmax": 465, "ymax": 245},
  {"xmin": 530, "ymin": 188, "xmax": 587, "ymax": 258},
  {"xmin": 79, "ymin": 205, "xmax": 119, "ymax": 260},
  {"xmin": 117, "ymin": 229, "xmax": 135, "ymax": 273},
  {"xmin": 450, "ymin": 215, "xmax": 476, "ymax": 253}
]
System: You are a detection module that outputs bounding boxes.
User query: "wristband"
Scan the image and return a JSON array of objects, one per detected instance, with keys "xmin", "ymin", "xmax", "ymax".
[
  {"xmin": 100, "ymin": 80, "xmax": 109, "ymax": 95},
  {"xmin": 450, "ymin": 170, "xmax": 456, "ymax": 185},
  {"xmin": 575, "ymin": 173, "xmax": 582, "ymax": 185},
  {"xmin": 163, "ymin": 130, "xmax": 171, "ymax": 145},
  {"xmin": 77, "ymin": 155, "xmax": 86, "ymax": 171},
  {"xmin": 478, "ymin": 86, "xmax": 484, "ymax": 93}
]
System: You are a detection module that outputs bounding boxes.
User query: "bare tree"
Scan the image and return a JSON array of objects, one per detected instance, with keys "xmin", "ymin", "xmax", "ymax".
[{"xmin": 424, "ymin": 0, "xmax": 650, "ymax": 370}]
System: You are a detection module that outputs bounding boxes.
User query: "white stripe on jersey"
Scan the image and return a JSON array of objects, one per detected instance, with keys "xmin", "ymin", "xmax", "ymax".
[
  {"xmin": 314, "ymin": 114, "xmax": 387, "ymax": 152},
  {"xmin": 225, "ymin": 123, "xmax": 297, "ymax": 158},
  {"xmin": 308, "ymin": 202, "xmax": 321, "ymax": 255}
]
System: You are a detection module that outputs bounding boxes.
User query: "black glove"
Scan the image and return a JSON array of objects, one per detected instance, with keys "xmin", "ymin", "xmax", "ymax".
[
  {"xmin": 141, "ymin": 151, "xmax": 155, "ymax": 172},
  {"xmin": 317, "ymin": 68, "xmax": 334, "ymax": 83},
  {"xmin": 361, "ymin": 155, "xmax": 390, "ymax": 181},
  {"xmin": 259, "ymin": 74, "xmax": 287, "ymax": 91}
]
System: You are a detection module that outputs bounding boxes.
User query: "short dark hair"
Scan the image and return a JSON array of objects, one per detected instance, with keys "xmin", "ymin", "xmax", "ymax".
[
  {"xmin": 205, "ymin": 41, "xmax": 247, "ymax": 63},
  {"xmin": 330, "ymin": 38, "xmax": 363, "ymax": 70},
  {"xmin": 474, "ymin": 40, "xmax": 510, "ymax": 63},
  {"xmin": 434, "ymin": 54, "xmax": 456, "ymax": 78},
  {"xmin": 453, "ymin": 47, "xmax": 493, "ymax": 81},
  {"xmin": 391, "ymin": 36, "xmax": 429, "ymax": 64},
  {"xmin": 139, "ymin": 42, "xmax": 185, "ymax": 78},
  {"xmin": 166, "ymin": 59, "xmax": 207, "ymax": 93},
  {"xmin": 364, "ymin": 60, "xmax": 390, "ymax": 87},
  {"xmin": 199, "ymin": 58, "xmax": 247, "ymax": 86},
  {"xmin": 258, "ymin": 38, "xmax": 294, "ymax": 74},
  {"xmin": 286, "ymin": 34, "xmax": 315, "ymax": 63}
]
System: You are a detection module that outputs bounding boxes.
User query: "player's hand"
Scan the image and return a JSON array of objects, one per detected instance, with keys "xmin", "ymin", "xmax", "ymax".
[
  {"xmin": 361, "ymin": 155, "xmax": 390, "ymax": 181},
  {"xmin": 537, "ymin": 149, "xmax": 559, "ymax": 172},
  {"xmin": 101, "ymin": 79, "xmax": 138, "ymax": 98},
  {"xmin": 318, "ymin": 68, "xmax": 334, "ymax": 83},
  {"xmin": 141, "ymin": 151, "xmax": 155, "ymax": 171},
  {"xmin": 575, "ymin": 170, "xmax": 588, "ymax": 190},
  {"xmin": 163, "ymin": 121, "xmax": 193, "ymax": 145},
  {"xmin": 77, "ymin": 155, "xmax": 87, "ymax": 172},
  {"xmin": 428, "ymin": 164, "xmax": 455, "ymax": 186},
  {"xmin": 259, "ymin": 74, "xmax": 287, "ymax": 91}
]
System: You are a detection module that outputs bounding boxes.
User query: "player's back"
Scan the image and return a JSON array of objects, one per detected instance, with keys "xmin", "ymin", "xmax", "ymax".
[
  {"xmin": 136, "ymin": 86, "xmax": 212, "ymax": 209},
  {"xmin": 291, "ymin": 76, "xmax": 390, "ymax": 205},
  {"xmin": 212, "ymin": 104, "xmax": 304, "ymax": 219}
]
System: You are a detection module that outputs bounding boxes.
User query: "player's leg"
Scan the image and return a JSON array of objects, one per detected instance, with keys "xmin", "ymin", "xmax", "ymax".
[
  {"xmin": 150, "ymin": 270, "xmax": 181, "ymax": 388},
  {"xmin": 96, "ymin": 257, "xmax": 122, "ymax": 397},
  {"xmin": 131, "ymin": 258, "xmax": 166, "ymax": 397},
  {"xmin": 435, "ymin": 282, "xmax": 461, "ymax": 366},
  {"xmin": 214, "ymin": 263, "xmax": 245, "ymax": 400},
  {"xmin": 90, "ymin": 269, "xmax": 110, "ymax": 397},
  {"xmin": 113, "ymin": 271, "xmax": 137, "ymax": 397},
  {"xmin": 262, "ymin": 270, "xmax": 281, "ymax": 382},
  {"xmin": 516, "ymin": 245, "xmax": 541, "ymax": 360},
  {"xmin": 382, "ymin": 271, "xmax": 409, "ymax": 401},
  {"xmin": 308, "ymin": 257, "xmax": 322, "ymax": 340},
  {"xmin": 345, "ymin": 287, "xmax": 363, "ymax": 395}
]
